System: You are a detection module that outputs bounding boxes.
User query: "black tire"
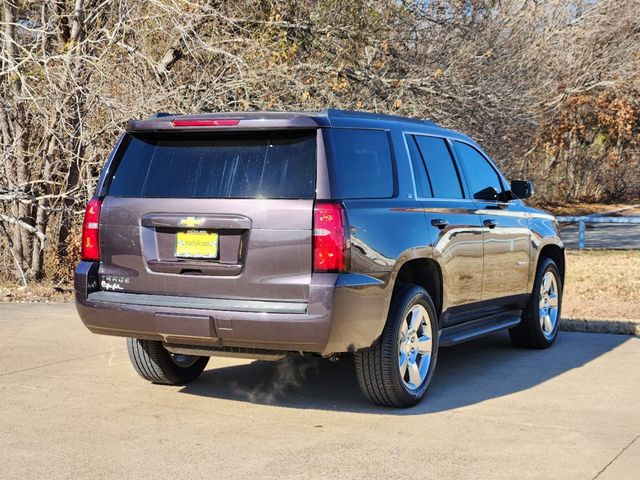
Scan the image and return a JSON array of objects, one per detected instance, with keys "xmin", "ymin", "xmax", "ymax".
[
  {"xmin": 354, "ymin": 284, "xmax": 439, "ymax": 408},
  {"xmin": 126, "ymin": 338, "xmax": 209, "ymax": 385},
  {"xmin": 509, "ymin": 257, "xmax": 562, "ymax": 349}
]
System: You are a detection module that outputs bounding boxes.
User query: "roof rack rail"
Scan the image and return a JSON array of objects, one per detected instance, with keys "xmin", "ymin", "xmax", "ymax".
[
  {"xmin": 151, "ymin": 112, "xmax": 174, "ymax": 118},
  {"xmin": 323, "ymin": 108, "xmax": 439, "ymax": 127}
]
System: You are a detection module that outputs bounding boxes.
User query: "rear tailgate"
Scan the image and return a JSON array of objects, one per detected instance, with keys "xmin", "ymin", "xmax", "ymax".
[{"xmin": 97, "ymin": 129, "xmax": 318, "ymax": 305}]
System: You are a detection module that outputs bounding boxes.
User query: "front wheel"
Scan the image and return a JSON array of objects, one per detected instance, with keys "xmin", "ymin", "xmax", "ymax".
[
  {"xmin": 127, "ymin": 338, "xmax": 209, "ymax": 385},
  {"xmin": 509, "ymin": 257, "xmax": 562, "ymax": 349},
  {"xmin": 354, "ymin": 284, "xmax": 439, "ymax": 408}
]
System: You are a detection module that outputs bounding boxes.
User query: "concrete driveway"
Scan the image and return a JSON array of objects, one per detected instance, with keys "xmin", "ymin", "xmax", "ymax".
[{"xmin": 1, "ymin": 303, "xmax": 638, "ymax": 479}]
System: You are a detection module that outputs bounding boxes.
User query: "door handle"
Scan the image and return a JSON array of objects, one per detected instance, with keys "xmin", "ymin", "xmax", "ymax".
[
  {"xmin": 431, "ymin": 218, "xmax": 449, "ymax": 229},
  {"xmin": 483, "ymin": 219, "xmax": 497, "ymax": 229}
]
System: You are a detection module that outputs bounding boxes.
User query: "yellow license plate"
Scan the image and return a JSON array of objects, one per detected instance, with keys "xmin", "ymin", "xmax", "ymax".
[{"xmin": 175, "ymin": 230, "xmax": 219, "ymax": 259}]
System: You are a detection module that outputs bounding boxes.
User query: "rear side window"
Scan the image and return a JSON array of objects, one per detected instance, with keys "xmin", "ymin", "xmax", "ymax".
[
  {"xmin": 324, "ymin": 129, "xmax": 394, "ymax": 199},
  {"xmin": 452, "ymin": 141, "xmax": 503, "ymax": 199},
  {"xmin": 107, "ymin": 131, "xmax": 316, "ymax": 199},
  {"xmin": 414, "ymin": 136, "xmax": 463, "ymax": 199},
  {"xmin": 406, "ymin": 135, "xmax": 432, "ymax": 198}
]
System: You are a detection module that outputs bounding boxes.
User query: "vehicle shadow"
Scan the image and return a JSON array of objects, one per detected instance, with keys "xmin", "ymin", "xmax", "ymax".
[{"xmin": 179, "ymin": 331, "xmax": 630, "ymax": 415}]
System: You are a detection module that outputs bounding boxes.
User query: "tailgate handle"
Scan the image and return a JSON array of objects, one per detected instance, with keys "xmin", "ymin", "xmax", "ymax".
[
  {"xmin": 147, "ymin": 260, "xmax": 242, "ymax": 276},
  {"xmin": 141, "ymin": 214, "xmax": 251, "ymax": 230},
  {"xmin": 180, "ymin": 268, "xmax": 203, "ymax": 275}
]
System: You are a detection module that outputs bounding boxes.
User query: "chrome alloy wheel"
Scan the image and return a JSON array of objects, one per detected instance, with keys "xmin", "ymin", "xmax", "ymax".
[
  {"xmin": 169, "ymin": 353, "xmax": 200, "ymax": 368},
  {"xmin": 398, "ymin": 304, "xmax": 433, "ymax": 391},
  {"xmin": 539, "ymin": 271, "xmax": 559, "ymax": 339}
]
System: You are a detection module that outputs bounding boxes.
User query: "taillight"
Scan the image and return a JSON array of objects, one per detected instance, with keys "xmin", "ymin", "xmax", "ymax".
[
  {"xmin": 313, "ymin": 201, "xmax": 349, "ymax": 273},
  {"xmin": 81, "ymin": 197, "xmax": 102, "ymax": 261},
  {"xmin": 171, "ymin": 119, "xmax": 239, "ymax": 127}
]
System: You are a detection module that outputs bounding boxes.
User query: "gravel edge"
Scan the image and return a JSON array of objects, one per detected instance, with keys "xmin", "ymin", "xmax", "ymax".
[{"xmin": 560, "ymin": 318, "xmax": 640, "ymax": 336}]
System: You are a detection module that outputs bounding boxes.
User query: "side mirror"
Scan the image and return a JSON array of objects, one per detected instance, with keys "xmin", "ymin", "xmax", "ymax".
[{"xmin": 510, "ymin": 180, "xmax": 534, "ymax": 199}]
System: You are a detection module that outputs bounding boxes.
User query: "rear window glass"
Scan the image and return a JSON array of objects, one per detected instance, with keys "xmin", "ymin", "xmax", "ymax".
[
  {"xmin": 107, "ymin": 131, "xmax": 317, "ymax": 199},
  {"xmin": 324, "ymin": 129, "xmax": 394, "ymax": 199}
]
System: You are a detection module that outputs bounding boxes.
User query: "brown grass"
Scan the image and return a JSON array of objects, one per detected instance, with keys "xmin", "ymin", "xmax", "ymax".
[
  {"xmin": 0, "ymin": 280, "xmax": 72, "ymax": 303},
  {"xmin": 537, "ymin": 201, "xmax": 640, "ymax": 216},
  {"xmin": 563, "ymin": 250, "xmax": 640, "ymax": 320}
]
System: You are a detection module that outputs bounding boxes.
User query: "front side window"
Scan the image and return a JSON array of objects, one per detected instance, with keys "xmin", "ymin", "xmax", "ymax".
[
  {"xmin": 414, "ymin": 136, "xmax": 463, "ymax": 199},
  {"xmin": 453, "ymin": 141, "xmax": 503, "ymax": 200}
]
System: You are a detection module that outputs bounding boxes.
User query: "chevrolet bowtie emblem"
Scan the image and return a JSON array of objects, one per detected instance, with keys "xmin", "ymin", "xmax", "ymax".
[{"xmin": 178, "ymin": 217, "xmax": 205, "ymax": 228}]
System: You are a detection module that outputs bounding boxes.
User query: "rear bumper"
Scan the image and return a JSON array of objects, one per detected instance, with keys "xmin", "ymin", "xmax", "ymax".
[{"xmin": 74, "ymin": 262, "xmax": 389, "ymax": 355}]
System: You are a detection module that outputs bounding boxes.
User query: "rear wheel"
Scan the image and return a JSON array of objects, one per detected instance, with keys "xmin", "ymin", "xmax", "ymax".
[
  {"xmin": 354, "ymin": 284, "xmax": 439, "ymax": 408},
  {"xmin": 127, "ymin": 338, "xmax": 209, "ymax": 385},
  {"xmin": 509, "ymin": 257, "xmax": 562, "ymax": 349}
]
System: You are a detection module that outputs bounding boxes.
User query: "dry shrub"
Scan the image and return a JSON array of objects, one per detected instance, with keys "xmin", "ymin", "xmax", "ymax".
[
  {"xmin": 45, "ymin": 225, "xmax": 82, "ymax": 285},
  {"xmin": 530, "ymin": 86, "xmax": 640, "ymax": 202}
]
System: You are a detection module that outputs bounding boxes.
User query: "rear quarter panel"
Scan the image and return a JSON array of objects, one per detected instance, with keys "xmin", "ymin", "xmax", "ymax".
[{"xmin": 336, "ymin": 126, "xmax": 434, "ymax": 340}]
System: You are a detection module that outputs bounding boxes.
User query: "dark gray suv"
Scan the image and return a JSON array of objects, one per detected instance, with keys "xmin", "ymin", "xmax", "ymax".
[{"xmin": 75, "ymin": 109, "xmax": 564, "ymax": 407}]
